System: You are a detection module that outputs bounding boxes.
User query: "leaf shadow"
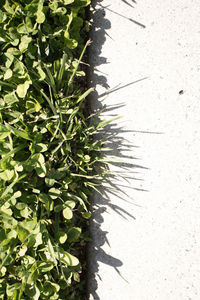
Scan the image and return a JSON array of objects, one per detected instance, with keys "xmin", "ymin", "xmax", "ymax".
[{"xmin": 86, "ymin": 1, "xmax": 154, "ymax": 299}]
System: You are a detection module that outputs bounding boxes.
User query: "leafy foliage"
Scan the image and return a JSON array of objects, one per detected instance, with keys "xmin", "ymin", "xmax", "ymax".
[{"xmin": 0, "ymin": 0, "xmax": 109, "ymax": 299}]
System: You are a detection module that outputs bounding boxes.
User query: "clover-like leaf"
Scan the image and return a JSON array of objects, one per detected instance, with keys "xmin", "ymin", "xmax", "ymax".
[
  {"xmin": 16, "ymin": 81, "xmax": 31, "ymax": 98},
  {"xmin": 57, "ymin": 231, "xmax": 67, "ymax": 244},
  {"xmin": 67, "ymin": 227, "xmax": 81, "ymax": 243},
  {"xmin": 19, "ymin": 35, "xmax": 32, "ymax": 52},
  {"xmin": 26, "ymin": 100, "xmax": 42, "ymax": 114},
  {"xmin": 63, "ymin": 207, "xmax": 73, "ymax": 219},
  {"xmin": 35, "ymin": 153, "xmax": 46, "ymax": 177},
  {"xmin": 49, "ymin": 188, "xmax": 60, "ymax": 199},
  {"xmin": 4, "ymin": 69, "xmax": 13, "ymax": 80},
  {"xmin": 64, "ymin": 0, "xmax": 74, "ymax": 4},
  {"xmin": 0, "ymin": 170, "xmax": 14, "ymax": 181},
  {"xmin": 4, "ymin": 92, "xmax": 18, "ymax": 104},
  {"xmin": 35, "ymin": 143, "xmax": 47, "ymax": 152},
  {"xmin": 36, "ymin": 10, "xmax": 45, "ymax": 23},
  {"xmin": 60, "ymin": 250, "xmax": 79, "ymax": 266}
]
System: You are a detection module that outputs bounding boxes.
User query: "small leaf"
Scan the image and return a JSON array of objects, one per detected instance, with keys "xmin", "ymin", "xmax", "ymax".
[
  {"xmin": 84, "ymin": 155, "xmax": 90, "ymax": 162},
  {"xmin": 73, "ymin": 272, "xmax": 80, "ymax": 282},
  {"xmin": 19, "ymin": 35, "xmax": 32, "ymax": 52},
  {"xmin": 6, "ymin": 124, "xmax": 32, "ymax": 140},
  {"xmin": 49, "ymin": 188, "xmax": 60, "ymax": 199},
  {"xmin": 38, "ymin": 261, "xmax": 54, "ymax": 272},
  {"xmin": 63, "ymin": 207, "xmax": 73, "ymax": 219},
  {"xmin": 4, "ymin": 69, "xmax": 12, "ymax": 80},
  {"xmin": 16, "ymin": 203, "xmax": 27, "ymax": 210},
  {"xmin": 57, "ymin": 231, "xmax": 67, "ymax": 244},
  {"xmin": 61, "ymin": 251, "xmax": 79, "ymax": 266},
  {"xmin": 35, "ymin": 143, "xmax": 47, "ymax": 152},
  {"xmin": 26, "ymin": 100, "xmax": 41, "ymax": 114},
  {"xmin": 35, "ymin": 153, "xmax": 46, "ymax": 177},
  {"xmin": 81, "ymin": 211, "xmax": 92, "ymax": 219},
  {"xmin": 39, "ymin": 193, "xmax": 53, "ymax": 213},
  {"xmin": 45, "ymin": 177, "xmax": 55, "ymax": 187},
  {"xmin": 0, "ymin": 170, "xmax": 14, "ymax": 181},
  {"xmin": 0, "ymin": 124, "xmax": 10, "ymax": 139},
  {"xmin": 17, "ymin": 24, "xmax": 28, "ymax": 34},
  {"xmin": 0, "ymin": 10, "xmax": 4, "ymax": 23},
  {"xmin": 64, "ymin": 0, "xmax": 74, "ymax": 4},
  {"xmin": 36, "ymin": 66, "xmax": 46, "ymax": 81},
  {"xmin": 18, "ymin": 245, "xmax": 27, "ymax": 257},
  {"xmin": 65, "ymin": 200, "xmax": 76, "ymax": 209},
  {"xmin": 16, "ymin": 81, "xmax": 31, "ymax": 98},
  {"xmin": 67, "ymin": 227, "xmax": 81, "ymax": 243},
  {"xmin": 4, "ymin": 92, "xmax": 18, "ymax": 104},
  {"xmin": 66, "ymin": 37, "xmax": 78, "ymax": 49},
  {"xmin": 13, "ymin": 191, "xmax": 22, "ymax": 198},
  {"xmin": 0, "ymin": 266, "xmax": 6, "ymax": 277},
  {"xmin": 54, "ymin": 204, "xmax": 63, "ymax": 212},
  {"xmin": 36, "ymin": 11, "xmax": 45, "ymax": 24},
  {"xmin": 20, "ymin": 207, "xmax": 31, "ymax": 218}
]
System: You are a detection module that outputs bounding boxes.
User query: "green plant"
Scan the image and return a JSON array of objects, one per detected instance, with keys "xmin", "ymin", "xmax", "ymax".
[{"xmin": 0, "ymin": 1, "xmax": 112, "ymax": 299}]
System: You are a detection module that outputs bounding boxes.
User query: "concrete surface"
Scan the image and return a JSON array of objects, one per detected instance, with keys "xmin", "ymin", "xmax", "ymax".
[{"xmin": 87, "ymin": 1, "xmax": 200, "ymax": 299}]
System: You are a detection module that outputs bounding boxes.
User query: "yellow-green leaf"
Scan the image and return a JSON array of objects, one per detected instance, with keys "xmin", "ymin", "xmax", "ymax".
[
  {"xmin": 36, "ymin": 11, "xmax": 45, "ymax": 24},
  {"xmin": 63, "ymin": 207, "xmax": 73, "ymax": 219},
  {"xmin": 4, "ymin": 69, "xmax": 12, "ymax": 80},
  {"xmin": 16, "ymin": 81, "xmax": 30, "ymax": 98}
]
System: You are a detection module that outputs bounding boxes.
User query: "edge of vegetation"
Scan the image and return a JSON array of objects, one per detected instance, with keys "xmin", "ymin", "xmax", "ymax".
[{"xmin": 0, "ymin": 1, "xmax": 113, "ymax": 299}]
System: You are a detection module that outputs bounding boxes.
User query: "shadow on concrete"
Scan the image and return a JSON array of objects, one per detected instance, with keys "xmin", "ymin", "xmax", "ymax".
[
  {"xmin": 121, "ymin": 0, "xmax": 135, "ymax": 9},
  {"xmin": 98, "ymin": 3, "xmax": 146, "ymax": 28},
  {"xmin": 85, "ymin": 1, "xmax": 150, "ymax": 299},
  {"xmin": 86, "ymin": 116, "xmax": 148, "ymax": 300},
  {"xmin": 98, "ymin": 77, "xmax": 149, "ymax": 99}
]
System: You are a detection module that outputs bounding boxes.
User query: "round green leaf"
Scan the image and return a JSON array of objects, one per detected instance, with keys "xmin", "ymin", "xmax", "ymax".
[
  {"xmin": 62, "ymin": 251, "xmax": 79, "ymax": 266},
  {"xmin": 45, "ymin": 177, "xmax": 56, "ymax": 187},
  {"xmin": 81, "ymin": 211, "xmax": 92, "ymax": 219},
  {"xmin": 19, "ymin": 35, "xmax": 32, "ymax": 52},
  {"xmin": 35, "ymin": 143, "xmax": 47, "ymax": 152},
  {"xmin": 57, "ymin": 231, "xmax": 67, "ymax": 244},
  {"xmin": 13, "ymin": 191, "xmax": 22, "ymax": 198},
  {"xmin": 38, "ymin": 261, "xmax": 54, "ymax": 272},
  {"xmin": 20, "ymin": 207, "xmax": 31, "ymax": 218},
  {"xmin": 49, "ymin": 188, "xmax": 60, "ymax": 199},
  {"xmin": 17, "ymin": 24, "xmax": 28, "ymax": 34},
  {"xmin": 0, "ymin": 266, "xmax": 6, "ymax": 277},
  {"xmin": 65, "ymin": 200, "xmax": 76, "ymax": 209},
  {"xmin": 0, "ymin": 170, "xmax": 14, "ymax": 181},
  {"xmin": 4, "ymin": 69, "xmax": 12, "ymax": 80},
  {"xmin": 16, "ymin": 203, "xmax": 27, "ymax": 210},
  {"xmin": 18, "ymin": 245, "xmax": 27, "ymax": 257},
  {"xmin": 16, "ymin": 81, "xmax": 30, "ymax": 98},
  {"xmin": 63, "ymin": 207, "xmax": 73, "ymax": 219},
  {"xmin": 36, "ymin": 11, "xmax": 45, "ymax": 24},
  {"xmin": 67, "ymin": 227, "xmax": 81, "ymax": 243},
  {"xmin": 64, "ymin": 0, "xmax": 74, "ymax": 4}
]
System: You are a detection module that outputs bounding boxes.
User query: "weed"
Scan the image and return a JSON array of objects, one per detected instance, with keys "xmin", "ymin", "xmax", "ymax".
[{"xmin": 0, "ymin": 1, "xmax": 110, "ymax": 299}]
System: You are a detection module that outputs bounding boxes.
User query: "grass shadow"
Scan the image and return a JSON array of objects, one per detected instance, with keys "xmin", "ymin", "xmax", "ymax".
[{"xmin": 86, "ymin": 1, "xmax": 150, "ymax": 299}]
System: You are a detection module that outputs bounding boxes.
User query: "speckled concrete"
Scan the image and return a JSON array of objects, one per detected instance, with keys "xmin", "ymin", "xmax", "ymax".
[{"xmin": 87, "ymin": 1, "xmax": 200, "ymax": 299}]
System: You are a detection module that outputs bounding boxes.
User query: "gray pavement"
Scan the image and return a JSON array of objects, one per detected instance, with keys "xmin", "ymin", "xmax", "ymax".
[{"xmin": 87, "ymin": 1, "xmax": 200, "ymax": 299}]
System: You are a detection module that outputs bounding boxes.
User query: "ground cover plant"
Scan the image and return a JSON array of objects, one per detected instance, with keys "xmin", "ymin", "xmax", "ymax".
[{"xmin": 0, "ymin": 0, "xmax": 111, "ymax": 299}]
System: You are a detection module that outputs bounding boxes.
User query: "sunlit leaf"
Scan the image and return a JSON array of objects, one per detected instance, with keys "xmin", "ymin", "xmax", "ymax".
[
  {"xmin": 63, "ymin": 207, "xmax": 73, "ymax": 219},
  {"xmin": 16, "ymin": 81, "xmax": 31, "ymax": 98}
]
